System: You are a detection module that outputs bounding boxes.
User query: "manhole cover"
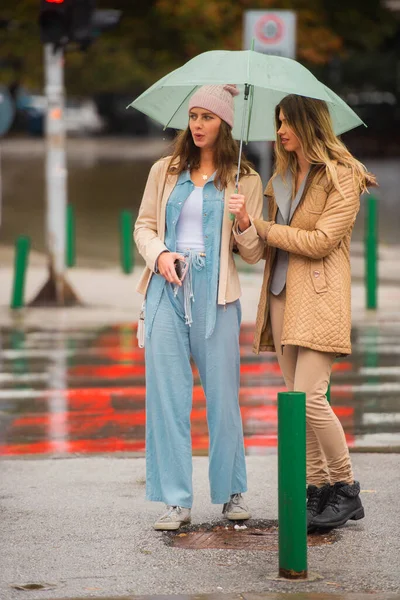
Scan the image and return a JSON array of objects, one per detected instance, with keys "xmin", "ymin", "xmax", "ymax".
[{"xmin": 167, "ymin": 520, "xmax": 337, "ymax": 551}]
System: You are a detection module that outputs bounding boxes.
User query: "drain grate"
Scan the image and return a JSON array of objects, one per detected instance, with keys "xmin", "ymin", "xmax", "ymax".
[{"xmin": 168, "ymin": 520, "xmax": 337, "ymax": 551}]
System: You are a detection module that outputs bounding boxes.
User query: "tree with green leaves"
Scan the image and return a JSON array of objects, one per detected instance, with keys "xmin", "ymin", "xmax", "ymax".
[{"xmin": 0, "ymin": 0, "xmax": 398, "ymax": 95}]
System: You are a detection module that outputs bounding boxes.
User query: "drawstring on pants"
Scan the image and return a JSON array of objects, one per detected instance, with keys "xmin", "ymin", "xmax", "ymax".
[
  {"xmin": 137, "ymin": 301, "xmax": 146, "ymax": 348},
  {"xmin": 174, "ymin": 251, "xmax": 206, "ymax": 326}
]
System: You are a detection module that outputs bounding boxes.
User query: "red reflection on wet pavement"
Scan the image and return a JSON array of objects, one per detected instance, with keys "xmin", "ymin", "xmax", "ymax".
[
  {"xmin": 69, "ymin": 362, "xmax": 288, "ymax": 379},
  {"xmin": 0, "ymin": 323, "xmax": 357, "ymax": 457},
  {"xmin": 0, "ymin": 438, "xmax": 147, "ymax": 456}
]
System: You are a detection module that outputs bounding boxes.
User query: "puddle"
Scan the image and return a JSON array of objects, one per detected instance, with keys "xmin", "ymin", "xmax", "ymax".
[{"xmin": 0, "ymin": 322, "xmax": 399, "ymax": 456}]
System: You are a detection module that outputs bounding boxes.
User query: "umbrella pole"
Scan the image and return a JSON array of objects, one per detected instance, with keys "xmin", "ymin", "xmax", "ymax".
[
  {"xmin": 235, "ymin": 83, "xmax": 251, "ymax": 191},
  {"xmin": 231, "ymin": 83, "xmax": 250, "ymax": 221}
]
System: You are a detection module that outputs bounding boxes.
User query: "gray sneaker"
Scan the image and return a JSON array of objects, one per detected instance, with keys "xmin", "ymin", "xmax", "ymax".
[
  {"xmin": 222, "ymin": 493, "xmax": 251, "ymax": 520},
  {"xmin": 153, "ymin": 505, "xmax": 191, "ymax": 531}
]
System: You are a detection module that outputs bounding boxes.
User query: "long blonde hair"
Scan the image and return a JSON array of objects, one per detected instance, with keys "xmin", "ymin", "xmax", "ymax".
[
  {"xmin": 274, "ymin": 95, "xmax": 376, "ymax": 194},
  {"xmin": 167, "ymin": 121, "xmax": 253, "ymax": 190}
]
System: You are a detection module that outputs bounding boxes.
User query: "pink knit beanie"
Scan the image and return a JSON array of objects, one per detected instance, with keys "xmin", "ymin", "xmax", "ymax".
[{"xmin": 188, "ymin": 84, "xmax": 239, "ymax": 128}]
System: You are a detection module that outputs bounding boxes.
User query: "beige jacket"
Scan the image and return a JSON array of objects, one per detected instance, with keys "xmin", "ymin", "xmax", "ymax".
[
  {"xmin": 134, "ymin": 156, "xmax": 264, "ymax": 304},
  {"xmin": 253, "ymin": 164, "xmax": 361, "ymax": 356}
]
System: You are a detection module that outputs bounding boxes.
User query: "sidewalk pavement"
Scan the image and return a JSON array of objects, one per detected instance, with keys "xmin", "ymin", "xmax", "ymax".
[
  {"xmin": 0, "ymin": 455, "xmax": 399, "ymax": 600},
  {"xmin": 0, "ymin": 242, "xmax": 399, "ymax": 329},
  {"xmin": 0, "ymin": 243, "xmax": 399, "ymax": 600}
]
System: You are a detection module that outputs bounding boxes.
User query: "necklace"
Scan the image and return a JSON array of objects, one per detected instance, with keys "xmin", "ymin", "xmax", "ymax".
[
  {"xmin": 198, "ymin": 168, "xmax": 214, "ymax": 181},
  {"xmin": 191, "ymin": 164, "xmax": 214, "ymax": 181}
]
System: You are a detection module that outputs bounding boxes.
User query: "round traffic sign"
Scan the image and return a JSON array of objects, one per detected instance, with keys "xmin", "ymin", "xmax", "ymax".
[
  {"xmin": 255, "ymin": 14, "xmax": 284, "ymax": 45},
  {"xmin": 0, "ymin": 86, "xmax": 15, "ymax": 137}
]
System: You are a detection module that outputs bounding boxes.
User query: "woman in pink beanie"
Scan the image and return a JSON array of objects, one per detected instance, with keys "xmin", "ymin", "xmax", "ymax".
[{"xmin": 134, "ymin": 84, "xmax": 264, "ymax": 531}]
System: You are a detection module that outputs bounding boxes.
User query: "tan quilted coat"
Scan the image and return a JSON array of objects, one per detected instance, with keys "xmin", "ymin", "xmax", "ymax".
[{"xmin": 253, "ymin": 164, "xmax": 361, "ymax": 356}]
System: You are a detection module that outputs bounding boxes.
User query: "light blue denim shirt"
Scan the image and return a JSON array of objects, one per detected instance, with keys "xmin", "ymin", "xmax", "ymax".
[{"xmin": 145, "ymin": 169, "xmax": 224, "ymax": 340}]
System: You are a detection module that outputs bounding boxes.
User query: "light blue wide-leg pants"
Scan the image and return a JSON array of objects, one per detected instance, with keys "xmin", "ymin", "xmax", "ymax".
[{"xmin": 145, "ymin": 260, "xmax": 247, "ymax": 508}]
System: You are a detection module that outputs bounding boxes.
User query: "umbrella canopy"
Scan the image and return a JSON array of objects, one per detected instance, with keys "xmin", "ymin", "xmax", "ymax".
[{"xmin": 128, "ymin": 50, "xmax": 365, "ymax": 141}]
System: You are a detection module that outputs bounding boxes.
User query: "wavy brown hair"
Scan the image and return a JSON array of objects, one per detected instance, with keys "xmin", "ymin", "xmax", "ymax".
[
  {"xmin": 167, "ymin": 121, "xmax": 253, "ymax": 189},
  {"xmin": 274, "ymin": 95, "xmax": 377, "ymax": 195}
]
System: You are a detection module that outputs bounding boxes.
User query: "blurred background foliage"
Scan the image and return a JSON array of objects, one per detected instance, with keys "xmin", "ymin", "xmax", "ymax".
[{"xmin": 0, "ymin": 0, "xmax": 399, "ymax": 97}]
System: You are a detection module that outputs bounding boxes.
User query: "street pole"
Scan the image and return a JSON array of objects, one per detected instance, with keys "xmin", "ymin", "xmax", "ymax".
[
  {"xmin": 243, "ymin": 10, "xmax": 296, "ymax": 216},
  {"xmin": 259, "ymin": 141, "xmax": 272, "ymax": 189},
  {"xmin": 278, "ymin": 391, "xmax": 307, "ymax": 579},
  {"xmin": 30, "ymin": 44, "xmax": 79, "ymax": 306},
  {"xmin": 45, "ymin": 43, "xmax": 67, "ymax": 299},
  {"xmin": 365, "ymin": 195, "xmax": 378, "ymax": 310},
  {"xmin": 252, "ymin": 141, "xmax": 272, "ymax": 218}
]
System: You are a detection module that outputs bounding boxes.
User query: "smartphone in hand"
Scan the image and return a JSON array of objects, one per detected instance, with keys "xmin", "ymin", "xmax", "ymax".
[{"xmin": 174, "ymin": 258, "xmax": 188, "ymax": 282}]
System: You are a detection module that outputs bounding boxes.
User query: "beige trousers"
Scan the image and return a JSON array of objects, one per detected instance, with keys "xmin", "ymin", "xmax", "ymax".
[{"xmin": 270, "ymin": 289, "xmax": 353, "ymax": 486}]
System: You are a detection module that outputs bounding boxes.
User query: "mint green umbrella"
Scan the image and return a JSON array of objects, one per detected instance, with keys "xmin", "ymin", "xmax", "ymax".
[
  {"xmin": 128, "ymin": 49, "xmax": 364, "ymax": 204},
  {"xmin": 128, "ymin": 50, "xmax": 365, "ymax": 143}
]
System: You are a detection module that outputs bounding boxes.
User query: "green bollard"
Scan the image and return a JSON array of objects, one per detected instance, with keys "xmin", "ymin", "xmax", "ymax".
[
  {"xmin": 365, "ymin": 195, "xmax": 378, "ymax": 310},
  {"xmin": 120, "ymin": 210, "xmax": 134, "ymax": 274},
  {"xmin": 278, "ymin": 391, "xmax": 307, "ymax": 579},
  {"xmin": 11, "ymin": 236, "xmax": 30, "ymax": 309},
  {"xmin": 66, "ymin": 204, "xmax": 76, "ymax": 268},
  {"xmin": 326, "ymin": 381, "xmax": 331, "ymax": 405}
]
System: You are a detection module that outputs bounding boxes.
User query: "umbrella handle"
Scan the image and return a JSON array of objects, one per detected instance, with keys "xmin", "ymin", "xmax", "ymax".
[{"xmin": 229, "ymin": 183, "xmax": 239, "ymax": 221}]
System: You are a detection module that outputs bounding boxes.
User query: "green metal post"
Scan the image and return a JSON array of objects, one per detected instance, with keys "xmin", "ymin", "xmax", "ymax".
[
  {"xmin": 278, "ymin": 391, "xmax": 307, "ymax": 579},
  {"xmin": 120, "ymin": 210, "xmax": 134, "ymax": 274},
  {"xmin": 66, "ymin": 204, "xmax": 76, "ymax": 268},
  {"xmin": 11, "ymin": 236, "xmax": 30, "ymax": 309},
  {"xmin": 326, "ymin": 381, "xmax": 331, "ymax": 405},
  {"xmin": 365, "ymin": 195, "xmax": 378, "ymax": 310}
]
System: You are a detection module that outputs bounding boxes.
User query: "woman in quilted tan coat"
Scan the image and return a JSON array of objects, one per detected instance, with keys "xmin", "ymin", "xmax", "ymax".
[{"xmin": 251, "ymin": 95, "xmax": 376, "ymax": 532}]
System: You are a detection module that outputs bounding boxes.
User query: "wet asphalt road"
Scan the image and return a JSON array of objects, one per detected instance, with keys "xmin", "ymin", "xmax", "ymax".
[
  {"xmin": 2, "ymin": 137, "xmax": 400, "ymax": 600},
  {"xmin": 0, "ymin": 318, "xmax": 399, "ymax": 599},
  {"xmin": 0, "ymin": 319, "xmax": 399, "ymax": 457}
]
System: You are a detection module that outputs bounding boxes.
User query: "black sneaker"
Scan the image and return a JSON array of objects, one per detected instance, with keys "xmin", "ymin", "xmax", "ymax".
[
  {"xmin": 312, "ymin": 481, "xmax": 365, "ymax": 529},
  {"xmin": 307, "ymin": 483, "xmax": 331, "ymax": 533}
]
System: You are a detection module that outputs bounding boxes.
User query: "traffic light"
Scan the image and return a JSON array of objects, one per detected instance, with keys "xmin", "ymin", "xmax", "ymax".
[
  {"xmin": 39, "ymin": 0, "xmax": 121, "ymax": 50},
  {"xmin": 39, "ymin": 0, "xmax": 70, "ymax": 46},
  {"xmin": 69, "ymin": 0, "xmax": 95, "ymax": 49},
  {"xmin": 69, "ymin": 5, "xmax": 121, "ymax": 48}
]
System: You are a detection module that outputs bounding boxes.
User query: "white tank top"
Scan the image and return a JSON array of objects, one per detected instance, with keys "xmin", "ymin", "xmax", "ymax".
[{"xmin": 176, "ymin": 186, "xmax": 205, "ymax": 252}]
